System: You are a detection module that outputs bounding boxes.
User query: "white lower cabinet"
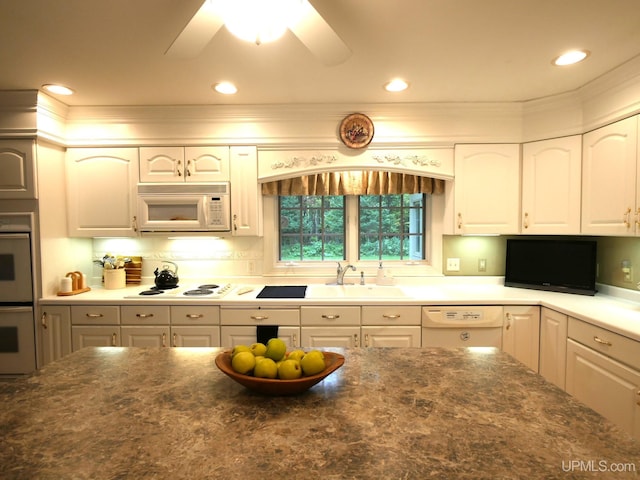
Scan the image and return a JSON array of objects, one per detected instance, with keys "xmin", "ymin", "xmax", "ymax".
[
  {"xmin": 502, "ymin": 306, "xmax": 540, "ymax": 372},
  {"xmin": 220, "ymin": 326, "xmax": 300, "ymax": 349},
  {"xmin": 300, "ymin": 306, "xmax": 360, "ymax": 347},
  {"xmin": 71, "ymin": 305, "xmax": 120, "ymax": 350},
  {"xmin": 566, "ymin": 337, "xmax": 640, "ymax": 440},
  {"xmin": 121, "ymin": 326, "xmax": 170, "ymax": 347},
  {"xmin": 72, "ymin": 326, "xmax": 120, "ymax": 349},
  {"xmin": 362, "ymin": 306, "xmax": 421, "ymax": 347},
  {"xmin": 301, "ymin": 326, "xmax": 360, "ymax": 348},
  {"xmin": 538, "ymin": 308, "xmax": 567, "ymax": 389},
  {"xmin": 39, "ymin": 306, "xmax": 72, "ymax": 367},
  {"xmin": 361, "ymin": 326, "xmax": 421, "ymax": 347},
  {"xmin": 171, "ymin": 326, "xmax": 220, "ymax": 347}
]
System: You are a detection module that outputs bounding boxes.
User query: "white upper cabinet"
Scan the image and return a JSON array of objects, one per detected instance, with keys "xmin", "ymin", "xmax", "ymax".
[
  {"xmin": 581, "ymin": 116, "xmax": 639, "ymax": 236},
  {"xmin": 66, "ymin": 148, "xmax": 139, "ymax": 237},
  {"xmin": 139, "ymin": 146, "xmax": 230, "ymax": 183},
  {"xmin": 0, "ymin": 139, "xmax": 37, "ymax": 199},
  {"xmin": 454, "ymin": 144, "xmax": 521, "ymax": 234},
  {"xmin": 521, "ymin": 135, "xmax": 582, "ymax": 234},
  {"xmin": 230, "ymin": 146, "xmax": 263, "ymax": 236}
]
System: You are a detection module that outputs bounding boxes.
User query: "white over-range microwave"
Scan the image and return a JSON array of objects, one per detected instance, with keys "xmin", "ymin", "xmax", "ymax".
[{"xmin": 137, "ymin": 183, "xmax": 231, "ymax": 232}]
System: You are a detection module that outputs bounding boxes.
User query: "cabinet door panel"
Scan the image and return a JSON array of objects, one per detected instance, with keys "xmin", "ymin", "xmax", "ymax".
[
  {"xmin": 522, "ymin": 136, "xmax": 581, "ymax": 234},
  {"xmin": 539, "ymin": 308, "xmax": 567, "ymax": 390},
  {"xmin": 171, "ymin": 326, "xmax": 220, "ymax": 347},
  {"xmin": 121, "ymin": 326, "xmax": 170, "ymax": 347},
  {"xmin": 566, "ymin": 339, "xmax": 640, "ymax": 440},
  {"xmin": 502, "ymin": 306, "xmax": 540, "ymax": 372},
  {"xmin": 301, "ymin": 327, "xmax": 359, "ymax": 348},
  {"xmin": 72, "ymin": 326, "xmax": 119, "ymax": 350},
  {"xmin": 581, "ymin": 116, "xmax": 638, "ymax": 235},
  {"xmin": 220, "ymin": 326, "xmax": 300, "ymax": 348},
  {"xmin": 362, "ymin": 326, "xmax": 421, "ymax": 347},
  {"xmin": 185, "ymin": 146, "xmax": 229, "ymax": 182},
  {"xmin": 0, "ymin": 139, "xmax": 36, "ymax": 199},
  {"xmin": 40, "ymin": 306, "xmax": 72, "ymax": 367},
  {"xmin": 139, "ymin": 147, "xmax": 184, "ymax": 182},
  {"xmin": 66, "ymin": 148, "xmax": 138, "ymax": 237},
  {"xmin": 454, "ymin": 144, "xmax": 520, "ymax": 234}
]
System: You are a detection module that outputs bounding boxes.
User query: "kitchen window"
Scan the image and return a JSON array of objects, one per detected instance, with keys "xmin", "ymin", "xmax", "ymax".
[
  {"xmin": 261, "ymin": 171, "xmax": 445, "ymax": 277},
  {"xmin": 278, "ymin": 194, "xmax": 426, "ymax": 262}
]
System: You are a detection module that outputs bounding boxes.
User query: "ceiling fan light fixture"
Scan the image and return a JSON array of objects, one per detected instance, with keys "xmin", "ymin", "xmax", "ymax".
[
  {"xmin": 553, "ymin": 49, "xmax": 590, "ymax": 66},
  {"xmin": 384, "ymin": 79, "xmax": 409, "ymax": 92},
  {"xmin": 213, "ymin": 82, "xmax": 238, "ymax": 94},
  {"xmin": 221, "ymin": 0, "xmax": 304, "ymax": 45},
  {"xmin": 42, "ymin": 84, "xmax": 74, "ymax": 95}
]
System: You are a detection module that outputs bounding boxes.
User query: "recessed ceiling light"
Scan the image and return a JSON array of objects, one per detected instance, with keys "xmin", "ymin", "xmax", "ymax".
[
  {"xmin": 384, "ymin": 79, "xmax": 409, "ymax": 92},
  {"xmin": 213, "ymin": 82, "xmax": 238, "ymax": 95},
  {"xmin": 553, "ymin": 50, "xmax": 590, "ymax": 66},
  {"xmin": 42, "ymin": 84, "xmax": 74, "ymax": 95}
]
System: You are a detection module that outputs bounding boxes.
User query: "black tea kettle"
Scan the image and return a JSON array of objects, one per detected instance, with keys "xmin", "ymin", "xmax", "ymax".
[{"xmin": 154, "ymin": 261, "xmax": 179, "ymax": 289}]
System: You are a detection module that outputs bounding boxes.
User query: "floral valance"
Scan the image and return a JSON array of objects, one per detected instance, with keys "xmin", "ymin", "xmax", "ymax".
[{"xmin": 261, "ymin": 171, "xmax": 445, "ymax": 196}]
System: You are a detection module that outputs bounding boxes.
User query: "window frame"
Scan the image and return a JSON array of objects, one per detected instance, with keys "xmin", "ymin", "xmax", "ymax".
[{"xmin": 262, "ymin": 192, "xmax": 445, "ymax": 279}]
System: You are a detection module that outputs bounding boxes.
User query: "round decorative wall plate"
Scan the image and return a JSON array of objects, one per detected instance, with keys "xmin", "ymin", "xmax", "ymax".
[{"xmin": 339, "ymin": 113, "xmax": 374, "ymax": 149}]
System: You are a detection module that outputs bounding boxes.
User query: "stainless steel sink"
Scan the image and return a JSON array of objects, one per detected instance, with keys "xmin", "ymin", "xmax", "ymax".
[{"xmin": 306, "ymin": 284, "xmax": 408, "ymax": 299}]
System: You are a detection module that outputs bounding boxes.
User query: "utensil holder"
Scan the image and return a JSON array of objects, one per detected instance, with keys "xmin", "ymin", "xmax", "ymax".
[{"xmin": 104, "ymin": 268, "xmax": 126, "ymax": 290}]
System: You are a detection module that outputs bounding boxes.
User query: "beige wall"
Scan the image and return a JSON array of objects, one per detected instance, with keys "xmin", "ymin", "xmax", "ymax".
[{"xmin": 442, "ymin": 235, "xmax": 640, "ymax": 292}]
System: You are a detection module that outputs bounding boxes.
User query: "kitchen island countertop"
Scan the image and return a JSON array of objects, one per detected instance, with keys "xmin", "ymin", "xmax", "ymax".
[{"xmin": 1, "ymin": 347, "xmax": 638, "ymax": 479}]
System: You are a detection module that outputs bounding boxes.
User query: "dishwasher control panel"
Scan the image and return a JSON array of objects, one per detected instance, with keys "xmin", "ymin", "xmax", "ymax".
[{"xmin": 422, "ymin": 306, "xmax": 504, "ymax": 328}]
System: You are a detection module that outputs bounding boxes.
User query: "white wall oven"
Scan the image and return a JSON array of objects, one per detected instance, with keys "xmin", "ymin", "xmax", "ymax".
[
  {"xmin": 137, "ymin": 183, "xmax": 231, "ymax": 232},
  {"xmin": 0, "ymin": 213, "xmax": 36, "ymax": 375}
]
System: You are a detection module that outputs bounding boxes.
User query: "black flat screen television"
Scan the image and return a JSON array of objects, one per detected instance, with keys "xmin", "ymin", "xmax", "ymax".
[{"xmin": 504, "ymin": 239, "xmax": 597, "ymax": 296}]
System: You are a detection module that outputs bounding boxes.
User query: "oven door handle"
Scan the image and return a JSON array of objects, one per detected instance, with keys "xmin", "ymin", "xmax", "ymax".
[{"xmin": 0, "ymin": 305, "xmax": 33, "ymax": 313}]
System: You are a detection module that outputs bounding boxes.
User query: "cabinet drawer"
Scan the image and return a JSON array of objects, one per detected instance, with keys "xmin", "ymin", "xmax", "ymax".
[
  {"xmin": 220, "ymin": 308, "xmax": 300, "ymax": 326},
  {"xmin": 170, "ymin": 306, "xmax": 220, "ymax": 325},
  {"xmin": 301, "ymin": 306, "xmax": 360, "ymax": 326},
  {"xmin": 568, "ymin": 317, "xmax": 640, "ymax": 370},
  {"xmin": 121, "ymin": 306, "xmax": 170, "ymax": 325},
  {"xmin": 71, "ymin": 305, "xmax": 120, "ymax": 325},
  {"xmin": 362, "ymin": 306, "xmax": 421, "ymax": 325}
]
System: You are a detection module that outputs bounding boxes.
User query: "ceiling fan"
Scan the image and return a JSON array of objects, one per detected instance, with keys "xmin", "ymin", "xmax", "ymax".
[{"xmin": 165, "ymin": 0, "xmax": 351, "ymax": 66}]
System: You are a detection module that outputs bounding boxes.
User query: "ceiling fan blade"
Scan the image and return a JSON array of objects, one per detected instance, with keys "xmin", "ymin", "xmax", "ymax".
[
  {"xmin": 288, "ymin": 1, "xmax": 351, "ymax": 66},
  {"xmin": 165, "ymin": 0, "xmax": 224, "ymax": 58}
]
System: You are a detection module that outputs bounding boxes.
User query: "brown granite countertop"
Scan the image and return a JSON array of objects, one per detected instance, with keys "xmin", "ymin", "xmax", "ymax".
[{"xmin": 1, "ymin": 347, "xmax": 639, "ymax": 479}]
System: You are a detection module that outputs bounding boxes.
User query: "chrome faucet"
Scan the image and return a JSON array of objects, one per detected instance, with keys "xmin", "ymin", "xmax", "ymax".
[{"xmin": 336, "ymin": 262, "xmax": 357, "ymax": 285}]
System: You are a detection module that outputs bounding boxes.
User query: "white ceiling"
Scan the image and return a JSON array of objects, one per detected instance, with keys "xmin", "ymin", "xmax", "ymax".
[{"xmin": 2, "ymin": 0, "xmax": 640, "ymax": 107}]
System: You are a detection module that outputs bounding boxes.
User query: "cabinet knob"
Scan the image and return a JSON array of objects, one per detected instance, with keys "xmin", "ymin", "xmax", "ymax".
[
  {"xmin": 321, "ymin": 314, "xmax": 340, "ymax": 320},
  {"xmin": 382, "ymin": 314, "xmax": 400, "ymax": 320},
  {"xmin": 176, "ymin": 160, "xmax": 182, "ymax": 177},
  {"xmin": 173, "ymin": 332, "xmax": 177, "ymax": 347},
  {"xmin": 41, "ymin": 312, "xmax": 48, "ymax": 329},
  {"xmin": 457, "ymin": 212, "xmax": 463, "ymax": 229},
  {"xmin": 250, "ymin": 315, "xmax": 269, "ymax": 321},
  {"xmin": 186, "ymin": 314, "xmax": 204, "ymax": 319},
  {"xmin": 136, "ymin": 313, "xmax": 154, "ymax": 318},
  {"xmin": 111, "ymin": 333, "xmax": 117, "ymax": 346},
  {"xmin": 523, "ymin": 212, "xmax": 529, "ymax": 229}
]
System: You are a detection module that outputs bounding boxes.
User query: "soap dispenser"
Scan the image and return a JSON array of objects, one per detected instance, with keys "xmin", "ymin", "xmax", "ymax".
[{"xmin": 376, "ymin": 261, "xmax": 385, "ymax": 284}]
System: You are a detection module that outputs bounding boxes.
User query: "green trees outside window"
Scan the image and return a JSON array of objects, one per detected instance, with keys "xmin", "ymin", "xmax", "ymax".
[{"xmin": 279, "ymin": 194, "xmax": 425, "ymax": 262}]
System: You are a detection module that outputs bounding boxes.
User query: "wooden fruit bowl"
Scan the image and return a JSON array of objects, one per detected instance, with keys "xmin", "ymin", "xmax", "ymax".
[{"xmin": 215, "ymin": 351, "xmax": 345, "ymax": 396}]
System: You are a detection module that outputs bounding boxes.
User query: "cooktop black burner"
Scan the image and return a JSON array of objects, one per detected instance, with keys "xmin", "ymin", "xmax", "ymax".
[
  {"xmin": 183, "ymin": 288, "xmax": 214, "ymax": 296},
  {"xmin": 198, "ymin": 284, "xmax": 219, "ymax": 289},
  {"xmin": 139, "ymin": 290, "xmax": 163, "ymax": 296}
]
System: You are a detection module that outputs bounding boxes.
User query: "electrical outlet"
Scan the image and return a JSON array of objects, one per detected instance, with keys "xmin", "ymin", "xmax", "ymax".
[
  {"xmin": 478, "ymin": 258, "xmax": 487, "ymax": 272},
  {"xmin": 446, "ymin": 258, "xmax": 460, "ymax": 271}
]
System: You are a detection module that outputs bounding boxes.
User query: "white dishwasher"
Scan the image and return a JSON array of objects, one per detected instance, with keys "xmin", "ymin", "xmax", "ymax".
[{"xmin": 422, "ymin": 306, "xmax": 503, "ymax": 348}]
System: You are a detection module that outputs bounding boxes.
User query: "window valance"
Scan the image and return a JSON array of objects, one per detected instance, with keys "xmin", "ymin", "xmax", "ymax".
[{"xmin": 261, "ymin": 171, "xmax": 445, "ymax": 196}]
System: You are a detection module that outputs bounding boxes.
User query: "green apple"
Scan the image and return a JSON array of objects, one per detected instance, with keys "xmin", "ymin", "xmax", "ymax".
[
  {"xmin": 231, "ymin": 344, "xmax": 251, "ymax": 358},
  {"xmin": 254, "ymin": 358, "xmax": 278, "ymax": 379},
  {"xmin": 287, "ymin": 349, "xmax": 306, "ymax": 362},
  {"xmin": 265, "ymin": 338, "xmax": 287, "ymax": 362},
  {"xmin": 300, "ymin": 350, "xmax": 326, "ymax": 376},
  {"xmin": 231, "ymin": 351, "xmax": 256, "ymax": 375},
  {"xmin": 278, "ymin": 359, "xmax": 302, "ymax": 379},
  {"xmin": 250, "ymin": 342, "xmax": 267, "ymax": 356}
]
